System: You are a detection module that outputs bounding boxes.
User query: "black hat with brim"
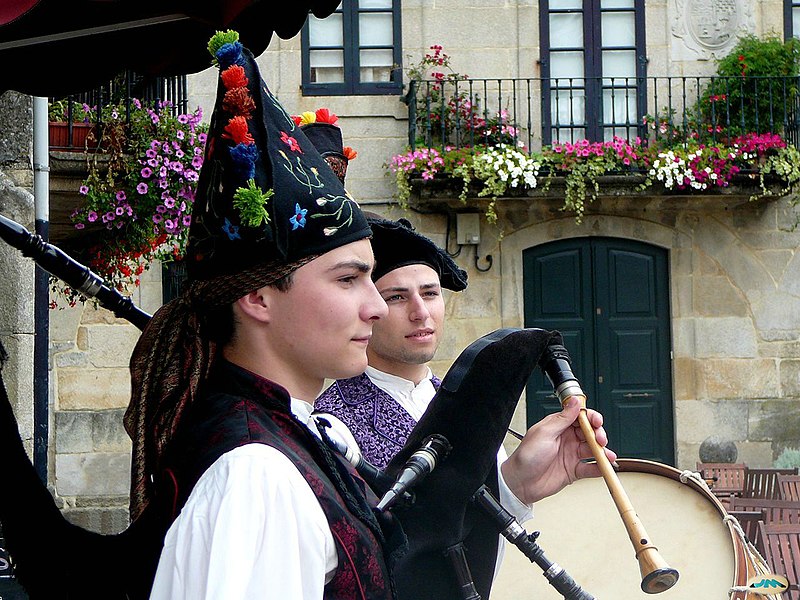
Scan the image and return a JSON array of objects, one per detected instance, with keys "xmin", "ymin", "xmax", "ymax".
[{"xmin": 368, "ymin": 217, "xmax": 468, "ymax": 292}]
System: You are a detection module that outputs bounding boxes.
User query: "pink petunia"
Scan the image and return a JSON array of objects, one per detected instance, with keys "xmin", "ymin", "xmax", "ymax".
[{"xmin": 136, "ymin": 182, "xmax": 148, "ymax": 194}]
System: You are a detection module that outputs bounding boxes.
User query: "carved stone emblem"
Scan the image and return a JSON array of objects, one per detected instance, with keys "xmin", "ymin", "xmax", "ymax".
[{"xmin": 671, "ymin": 0, "xmax": 754, "ymax": 60}]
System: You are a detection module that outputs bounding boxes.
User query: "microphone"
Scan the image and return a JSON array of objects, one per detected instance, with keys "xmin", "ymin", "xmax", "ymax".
[{"xmin": 377, "ymin": 434, "xmax": 452, "ymax": 512}]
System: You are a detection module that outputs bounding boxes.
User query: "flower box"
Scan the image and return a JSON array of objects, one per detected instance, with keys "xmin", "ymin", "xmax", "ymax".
[{"xmin": 49, "ymin": 121, "xmax": 99, "ymax": 152}]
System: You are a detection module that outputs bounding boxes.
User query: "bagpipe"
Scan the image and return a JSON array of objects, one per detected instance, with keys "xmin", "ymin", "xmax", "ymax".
[{"xmin": 0, "ymin": 213, "xmax": 679, "ymax": 599}]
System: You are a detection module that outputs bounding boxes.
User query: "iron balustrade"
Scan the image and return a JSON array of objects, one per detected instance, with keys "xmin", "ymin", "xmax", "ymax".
[
  {"xmin": 404, "ymin": 75, "xmax": 800, "ymax": 152},
  {"xmin": 48, "ymin": 71, "xmax": 188, "ymax": 149}
]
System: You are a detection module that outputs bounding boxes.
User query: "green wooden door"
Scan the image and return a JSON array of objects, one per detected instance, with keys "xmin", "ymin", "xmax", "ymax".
[{"xmin": 523, "ymin": 237, "xmax": 675, "ymax": 464}]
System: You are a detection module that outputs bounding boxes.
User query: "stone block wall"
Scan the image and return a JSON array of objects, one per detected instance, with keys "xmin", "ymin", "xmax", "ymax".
[
  {"xmin": 49, "ymin": 263, "xmax": 163, "ymax": 532},
  {"xmin": 371, "ymin": 193, "xmax": 800, "ymax": 471},
  {"xmin": 0, "ymin": 91, "xmax": 35, "ymax": 457}
]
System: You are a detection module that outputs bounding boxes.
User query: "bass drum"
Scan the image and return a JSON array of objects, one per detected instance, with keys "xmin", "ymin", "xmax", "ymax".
[{"xmin": 492, "ymin": 459, "xmax": 778, "ymax": 600}]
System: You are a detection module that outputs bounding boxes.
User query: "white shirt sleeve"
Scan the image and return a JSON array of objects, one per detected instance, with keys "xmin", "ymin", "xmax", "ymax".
[{"xmin": 149, "ymin": 444, "xmax": 338, "ymax": 600}]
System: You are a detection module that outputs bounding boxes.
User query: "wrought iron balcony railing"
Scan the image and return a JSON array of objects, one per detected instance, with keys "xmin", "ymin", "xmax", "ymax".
[
  {"xmin": 48, "ymin": 71, "xmax": 188, "ymax": 150},
  {"xmin": 404, "ymin": 75, "xmax": 800, "ymax": 151}
]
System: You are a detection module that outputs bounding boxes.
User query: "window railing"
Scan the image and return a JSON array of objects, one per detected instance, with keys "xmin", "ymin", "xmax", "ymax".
[
  {"xmin": 404, "ymin": 75, "xmax": 800, "ymax": 152},
  {"xmin": 48, "ymin": 72, "xmax": 188, "ymax": 149}
]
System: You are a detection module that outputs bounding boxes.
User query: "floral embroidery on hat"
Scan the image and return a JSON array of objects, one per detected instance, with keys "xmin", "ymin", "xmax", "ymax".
[
  {"xmin": 222, "ymin": 217, "xmax": 241, "ymax": 240},
  {"xmin": 290, "ymin": 203, "xmax": 308, "ymax": 230},
  {"xmin": 280, "ymin": 131, "xmax": 303, "ymax": 153}
]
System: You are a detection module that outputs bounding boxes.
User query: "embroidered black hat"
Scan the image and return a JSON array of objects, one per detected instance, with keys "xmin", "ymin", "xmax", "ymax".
[
  {"xmin": 185, "ymin": 31, "xmax": 370, "ymax": 281},
  {"xmin": 368, "ymin": 216, "xmax": 468, "ymax": 292},
  {"xmin": 293, "ymin": 108, "xmax": 355, "ymax": 185}
]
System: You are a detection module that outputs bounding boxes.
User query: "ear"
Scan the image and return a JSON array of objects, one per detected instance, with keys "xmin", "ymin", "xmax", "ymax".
[{"xmin": 234, "ymin": 286, "xmax": 272, "ymax": 324}]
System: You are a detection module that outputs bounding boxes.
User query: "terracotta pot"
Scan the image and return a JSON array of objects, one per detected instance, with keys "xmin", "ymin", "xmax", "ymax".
[{"xmin": 48, "ymin": 121, "xmax": 99, "ymax": 151}]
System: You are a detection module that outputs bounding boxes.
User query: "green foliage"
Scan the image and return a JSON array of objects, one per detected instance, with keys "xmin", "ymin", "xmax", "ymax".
[
  {"xmin": 48, "ymin": 99, "xmax": 93, "ymax": 123},
  {"xmin": 695, "ymin": 35, "xmax": 800, "ymax": 138},
  {"xmin": 774, "ymin": 447, "xmax": 800, "ymax": 469},
  {"xmin": 757, "ymin": 144, "xmax": 800, "ymax": 200}
]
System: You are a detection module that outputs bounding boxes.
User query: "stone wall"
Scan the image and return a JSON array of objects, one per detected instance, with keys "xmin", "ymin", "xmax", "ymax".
[
  {"xmin": 48, "ymin": 264, "xmax": 163, "ymax": 531},
  {"xmin": 372, "ymin": 191, "xmax": 800, "ymax": 471},
  {"xmin": 0, "ymin": 91, "xmax": 35, "ymax": 457}
]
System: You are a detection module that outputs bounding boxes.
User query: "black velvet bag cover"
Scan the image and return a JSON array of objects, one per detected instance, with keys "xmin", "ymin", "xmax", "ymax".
[
  {"xmin": 0, "ymin": 340, "xmax": 169, "ymax": 599},
  {"xmin": 386, "ymin": 327, "xmax": 561, "ymax": 600}
]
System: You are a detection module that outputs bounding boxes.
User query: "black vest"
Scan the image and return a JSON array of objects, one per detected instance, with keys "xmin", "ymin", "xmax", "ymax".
[{"xmin": 158, "ymin": 361, "xmax": 400, "ymax": 600}]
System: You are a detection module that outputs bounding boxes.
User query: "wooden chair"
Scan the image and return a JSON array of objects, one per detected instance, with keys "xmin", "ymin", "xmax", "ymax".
[
  {"xmin": 779, "ymin": 475, "xmax": 800, "ymax": 502},
  {"xmin": 729, "ymin": 498, "xmax": 800, "ymax": 526},
  {"xmin": 755, "ymin": 522, "xmax": 800, "ymax": 599},
  {"xmin": 743, "ymin": 468, "xmax": 798, "ymax": 499},
  {"xmin": 696, "ymin": 462, "xmax": 747, "ymax": 505},
  {"xmin": 728, "ymin": 509, "xmax": 766, "ymax": 544}
]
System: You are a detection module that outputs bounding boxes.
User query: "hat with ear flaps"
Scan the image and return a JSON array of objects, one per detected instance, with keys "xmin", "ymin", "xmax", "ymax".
[
  {"xmin": 292, "ymin": 108, "xmax": 357, "ymax": 185},
  {"xmin": 125, "ymin": 30, "xmax": 372, "ymax": 520}
]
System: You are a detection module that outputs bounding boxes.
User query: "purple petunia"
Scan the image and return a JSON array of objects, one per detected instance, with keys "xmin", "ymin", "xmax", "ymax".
[
  {"xmin": 140, "ymin": 167, "xmax": 153, "ymax": 178},
  {"xmin": 115, "ymin": 207, "xmax": 125, "ymax": 216},
  {"xmin": 136, "ymin": 182, "xmax": 148, "ymax": 194},
  {"xmin": 115, "ymin": 190, "xmax": 126, "ymax": 201},
  {"xmin": 87, "ymin": 211, "xmax": 98, "ymax": 222},
  {"xmin": 164, "ymin": 197, "xmax": 175, "ymax": 208},
  {"xmin": 191, "ymin": 156, "xmax": 203, "ymax": 169},
  {"xmin": 152, "ymin": 214, "xmax": 163, "ymax": 224},
  {"xmin": 146, "ymin": 148, "xmax": 157, "ymax": 158},
  {"xmin": 75, "ymin": 223, "xmax": 85, "ymax": 230},
  {"xmin": 156, "ymin": 205, "xmax": 166, "ymax": 213},
  {"xmin": 79, "ymin": 185, "xmax": 89, "ymax": 195},
  {"xmin": 182, "ymin": 215, "xmax": 192, "ymax": 227}
]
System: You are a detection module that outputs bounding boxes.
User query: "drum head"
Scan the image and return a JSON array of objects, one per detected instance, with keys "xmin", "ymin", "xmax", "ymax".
[{"xmin": 492, "ymin": 459, "xmax": 739, "ymax": 599}]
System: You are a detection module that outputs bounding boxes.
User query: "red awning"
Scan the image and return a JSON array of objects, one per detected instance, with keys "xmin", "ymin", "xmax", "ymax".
[{"xmin": 0, "ymin": 1, "xmax": 339, "ymax": 96}]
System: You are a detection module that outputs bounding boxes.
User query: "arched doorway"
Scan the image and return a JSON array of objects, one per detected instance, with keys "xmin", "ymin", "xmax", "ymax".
[{"xmin": 523, "ymin": 237, "xmax": 675, "ymax": 463}]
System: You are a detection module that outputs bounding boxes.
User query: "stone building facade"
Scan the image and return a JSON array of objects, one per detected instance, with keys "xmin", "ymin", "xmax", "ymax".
[{"xmin": 2, "ymin": 0, "xmax": 799, "ymax": 560}]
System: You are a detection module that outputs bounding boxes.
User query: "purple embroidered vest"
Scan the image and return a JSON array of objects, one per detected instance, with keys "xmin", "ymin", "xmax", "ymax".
[
  {"xmin": 158, "ymin": 361, "xmax": 398, "ymax": 600},
  {"xmin": 314, "ymin": 373, "xmax": 440, "ymax": 469}
]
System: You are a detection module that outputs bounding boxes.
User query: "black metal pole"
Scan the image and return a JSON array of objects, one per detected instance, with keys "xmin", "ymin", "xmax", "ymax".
[{"xmin": 33, "ymin": 218, "xmax": 49, "ymax": 485}]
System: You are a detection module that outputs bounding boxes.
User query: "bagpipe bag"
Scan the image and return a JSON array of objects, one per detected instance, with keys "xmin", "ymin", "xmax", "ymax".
[{"xmin": 386, "ymin": 327, "xmax": 560, "ymax": 600}]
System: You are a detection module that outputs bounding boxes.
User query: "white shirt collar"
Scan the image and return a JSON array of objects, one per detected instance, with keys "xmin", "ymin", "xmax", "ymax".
[
  {"xmin": 365, "ymin": 365, "xmax": 436, "ymax": 421},
  {"xmin": 365, "ymin": 365, "xmax": 433, "ymax": 391},
  {"xmin": 290, "ymin": 397, "xmax": 316, "ymax": 429}
]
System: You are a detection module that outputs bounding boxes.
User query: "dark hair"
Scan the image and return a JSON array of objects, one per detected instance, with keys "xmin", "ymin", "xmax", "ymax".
[{"xmin": 205, "ymin": 271, "xmax": 295, "ymax": 346}]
